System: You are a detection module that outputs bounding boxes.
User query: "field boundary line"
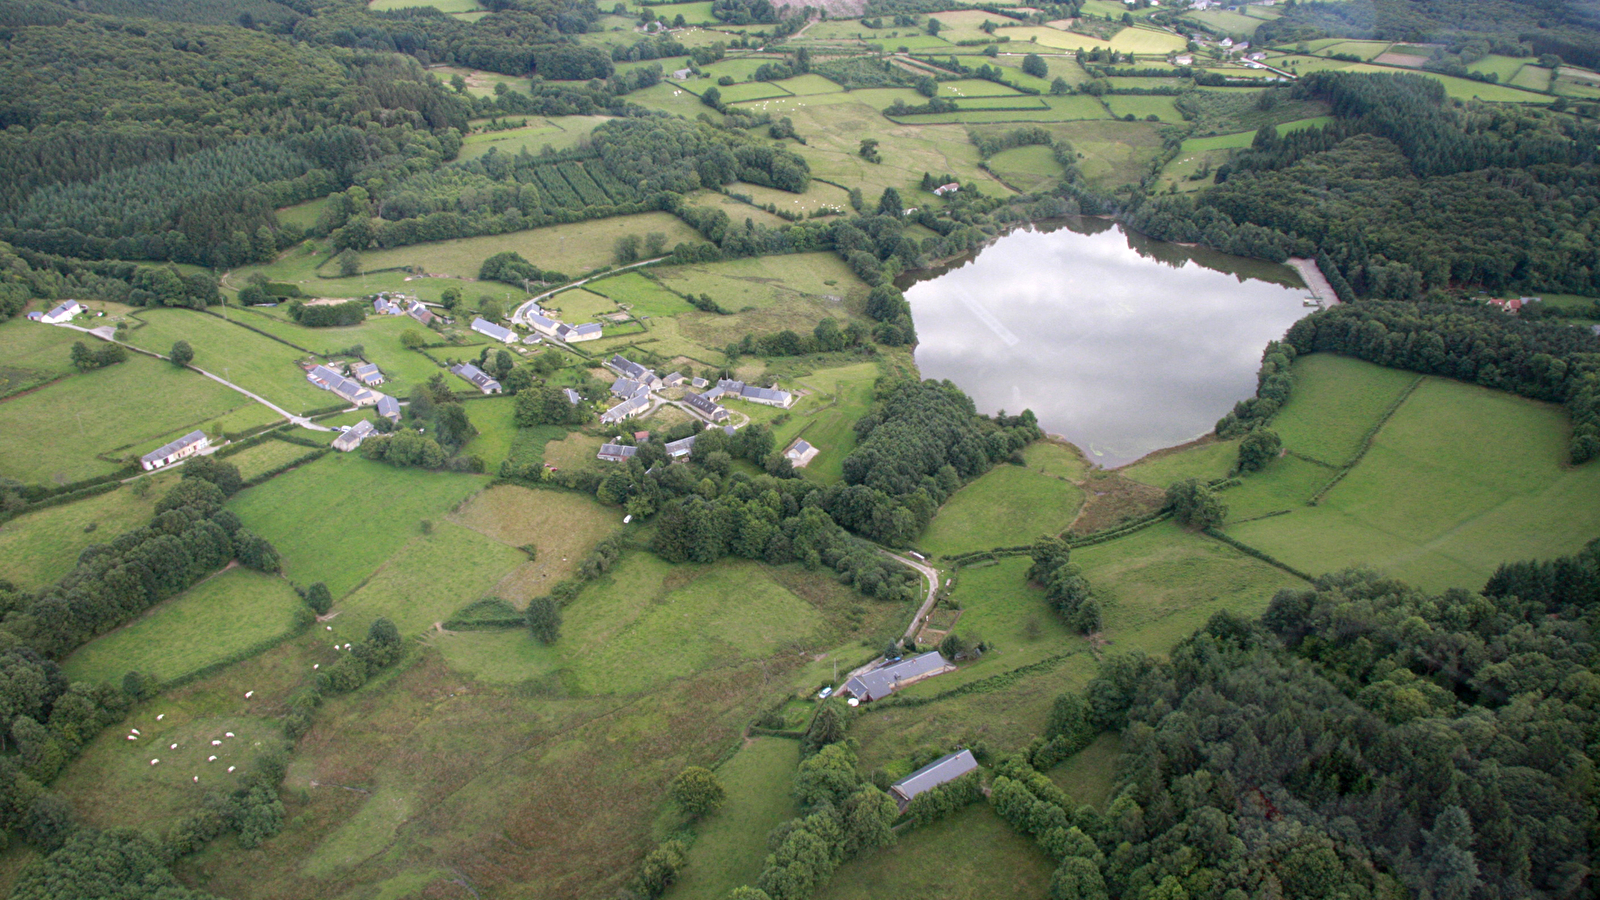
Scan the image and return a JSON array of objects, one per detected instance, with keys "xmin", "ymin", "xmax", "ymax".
[
  {"xmin": 1201, "ymin": 527, "xmax": 1315, "ymax": 582},
  {"xmin": 1286, "ymin": 450, "xmax": 1338, "ymax": 469},
  {"xmin": 1306, "ymin": 374, "xmax": 1424, "ymax": 506}
]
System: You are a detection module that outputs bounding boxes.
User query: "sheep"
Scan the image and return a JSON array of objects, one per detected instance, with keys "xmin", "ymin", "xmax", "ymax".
[
  {"xmin": 151, "ymin": 759, "xmax": 160, "ymax": 765},
  {"xmin": 244, "ymin": 691, "xmax": 254, "ymax": 698},
  {"xmin": 212, "ymin": 740, "xmax": 221, "ymax": 746},
  {"xmin": 193, "ymin": 776, "xmax": 199, "ymax": 783},
  {"xmin": 131, "ymin": 729, "xmax": 140, "ymax": 735},
  {"xmin": 313, "ymin": 664, "xmax": 319, "ymax": 669},
  {"xmin": 227, "ymin": 766, "xmax": 236, "ymax": 773},
  {"xmin": 156, "ymin": 714, "xmax": 164, "ymax": 720},
  {"xmin": 208, "ymin": 755, "xmax": 217, "ymax": 762},
  {"xmin": 170, "ymin": 743, "xmax": 178, "ymax": 749},
  {"xmin": 127, "ymin": 735, "xmax": 138, "ymax": 741},
  {"xmin": 225, "ymin": 732, "xmax": 234, "ymax": 738}
]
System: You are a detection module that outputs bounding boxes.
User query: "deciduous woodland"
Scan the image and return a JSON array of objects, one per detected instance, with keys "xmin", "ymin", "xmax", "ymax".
[{"xmin": 0, "ymin": 0, "xmax": 1595, "ymax": 896}]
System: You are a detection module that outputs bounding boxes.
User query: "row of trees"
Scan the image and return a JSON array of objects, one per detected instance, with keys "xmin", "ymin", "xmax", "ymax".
[
  {"xmin": 1025, "ymin": 537, "xmax": 1099, "ymax": 634},
  {"xmin": 287, "ymin": 299, "xmax": 367, "ymax": 327}
]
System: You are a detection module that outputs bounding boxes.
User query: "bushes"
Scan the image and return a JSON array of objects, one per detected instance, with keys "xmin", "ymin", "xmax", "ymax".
[
  {"xmin": 316, "ymin": 617, "xmax": 404, "ymax": 695},
  {"xmin": 1164, "ymin": 478, "xmax": 1226, "ymax": 530},
  {"xmin": 904, "ymin": 770, "xmax": 982, "ymax": 827},
  {"xmin": 287, "ymin": 299, "xmax": 366, "ymax": 327}
]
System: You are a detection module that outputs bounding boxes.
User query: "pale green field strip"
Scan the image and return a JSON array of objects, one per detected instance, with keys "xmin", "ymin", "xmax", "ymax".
[
  {"xmin": 338, "ymin": 522, "xmax": 526, "ymax": 635},
  {"xmin": 1177, "ymin": 116, "xmax": 1335, "ymax": 154},
  {"xmin": 226, "ymin": 437, "xmax": 325, "ymax": 482},
  {"xmin": 0, "ymin": 483, "xmax": 159, "ymax": 590},
  {"xmin": 814, "ymin": 805, "xmax": 1054, "ymax": 900},
  {"xmin": 1105, "ymin": 94, "xmax": 1183, "ymax": 122},
  {"xmin": 894, "ymin": 94, "xmax": 1111, "ymax": 123},
  {"xmin": 357, "ymin": 212, "xmax": 708, "ymax": 278},
  {"xmin": 121, "ymin": 308, "xmax": 332, "ymax": 413},
  {"xmin": 369, "ymin": 0, "xmax": 484, "ymax": 11},
  {"xmin": 585, "ymin": 271, "xmax": 695, "ymax": 317},
  {"xmin": 63, "ymin": 568, "xmax": 304, "ymax": 685},
  {"xmin": 0, "ymin": 316, "xmax": 85, "ymax": 396},
  {"xmin": 275, "ymin": 196, "xmax": 330, "ymax": 231},
  {"xmin": 460, "ymin": 116, "xmax": 613, "ymax": 161},
  {"xmin": 1226, "ymin": 373, "xmax": 1600, "ymax": 592},
  {"xmin": 1049, "ymin": 733, "xmax": 1123, "ymax": 810},
  {"xmin": 666, "ymin": 738, "xmax": 800, "ymax": 900},
  {"xmin": 986, "ymin": 144, "xmax": 1065, "ymax": 192},
  {"xmin": 230, "ymin": 453, "xmax": 490, "ymax": 597},
  {"xmin": 1120, "ymin": 438, "xmax": 1240, "ymax": 489},
  {"xmin": 0, "ymin": 352, "xmax": 247, "ymax": 483}
]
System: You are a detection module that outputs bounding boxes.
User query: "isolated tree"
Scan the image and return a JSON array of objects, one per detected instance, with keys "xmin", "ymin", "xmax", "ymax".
[
  {"xmin": 1236, "ymin": 428, "xmax": 1283, "ymax": 474},
  {"xmin": 334, "ymin": 248, "xmax": 360, "ymax": 277},
  {"xmin": 478, "ymin": 296, "xmax": 503, "ymax": 320},
  {"xmin": 1050, "ymin": 76, "xmax": 1071, "ymax": 95},
  {"xmin": 1166, "ymin": 478, "xmax": 1226, "ymax": 529},
  {"xmin": 400, "ymin": 329, "xmax": 425, "ymax": 349},
  {"xmin": 877, "ymin": 186, "xmax": 903, "ymax": 217},
  {"xmin": 669, "ymin": 766, "xmax": 726, "ymax": 818},
  {"xmin": 645, "ymin": 232, "xmax": 668, "ymax": 256},
  {"xmin": 858, "ymin": 138, "xmax": 881, "ymax": 163},
  {"xmin": 701, "ymin": 86, "xmax": 721, "ymax": 108},
  {"xmin": 526, "ymin": 596, "xmax": 561, "ymax": 644},
  {"xmin": 68, "ymin": 342, "xmax": 94, "ymax": 372},
  {"xmin": 1022, "ymin": 53, "xmax": 1049, "ymax": 78},
  {"xmin": 304, "ymin": 582, "xmax": 332, "ymax": 615},
  {"xmin": 169, "ymin": 340, "xmax": 194, "ymax": 368},
  {"xmin": 938, "ymin": 632, "xmax": 967, "ymax": 659},
  {"xmin": 236, "ymin": 283, "xmax": 268, "ymax": 306},
  {"xmin": 440, "ymin": 286, "xmax": 462, "ymax": 310},
  {"xmin": 926, "ymin": 16, "xmax": 941, "ymax": 34}
]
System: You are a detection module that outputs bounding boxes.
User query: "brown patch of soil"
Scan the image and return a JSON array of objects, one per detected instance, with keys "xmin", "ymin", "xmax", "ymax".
[{"xmin": 1068, "ymin": 472, "xmax": 1165, "ymax": 534}]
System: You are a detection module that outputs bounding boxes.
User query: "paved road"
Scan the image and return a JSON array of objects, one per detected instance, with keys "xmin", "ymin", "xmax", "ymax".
[
  {"xmin": 881, "ymin": 549, "xmax": 942, "ymax": 644},
  {"xmin": 512, "ymin": 256, "xmax": 669, "ymax": 328},
  {"xmin": 53, "ymin": 322, "xmax": 332, "ymax": 431}
]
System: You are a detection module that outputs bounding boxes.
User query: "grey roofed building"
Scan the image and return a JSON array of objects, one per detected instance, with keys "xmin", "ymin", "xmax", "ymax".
[
  {"xmin": 785, "ymin": 439, "xmax": 819, "ymax": 467},
  {"xmin": 523, "ymin": 333, "xmax": 542, "ymax": 345},
  {"xmin": 139, "ymin": 430, "xmax": 209, "ymax": 471},
  {"xmin": 472, "ymin": 317, "xmax": 518, "ymax": 343},
  {"xmin": 597, "ymin": 443, "xmax": 639, "ymax": 462},
  {"xmin": 563, "ymin": 388, "xmax": 583, "ymax": 405},
  {"xmin": 376, "ymin": 394, "xmax": 401, "ymax": 423},
  {"xmin": 528, "ymin": 311, "xmax": 561, "ymax": 336},
  {"xmin": 611, "ymin": 355, "xmax": 652, "ymax": 380},
  {"xmin": 450, "ymin": 362, "xmax": 502, "ymax": 394},
  {"xmin": 740, "ymin": 385, "xmax": 793, "ymax": 407},
  {"xmin": 558, "ymin": 322, "xmax": 602, "ymax": 342},
  {"xmin": 600, "ymin": 391, "xmax": 649, "ymax": 424},
  {"xmin": 842, "ymin": 652, "xmax": 952, "ymax": 702},
  {"xmin": 889, "ymin": 750, "xmax": 979, "ymax": 809},
  {"xmin": 611, "ymin": 377, "xmax": 644, "ymax": 398},
  {"xmin": 352, "ymin": 362, "xmax": 384, "ymax": 386},
  {"xmin": 717, "ymin": 378, "xmax": 745, "ymax": 392},
  {"xmin": 661, "ymin": 372, "xmax": 685, "ymax": 387},
  {"xmin": 691, "ymin": 376, "xmax": 708, "ymax": 389},
  {"xmin": 701, "ymin": 385, "xmax": 725, "ymax": 401},
  {"xmin": 683, "ymin": 391, "xmax": 729, "ymax": 422},
  {"xmin": 407, "ymin": 301, "xmax": 436, "ymax": 325},
  {"xmin": 332, "ymin": 419, "xmax": 376, "ymax": 452},
  {"xmin": 664, "ymin": 435, "xmax": 696, "ymax": 459},
  {"xmin": 307, "ymin": 365, "xmax": 377, "ymax": 406}
]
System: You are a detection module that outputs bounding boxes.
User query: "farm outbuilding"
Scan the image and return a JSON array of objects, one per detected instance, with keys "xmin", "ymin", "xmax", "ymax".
[{"xmin": 890, "ymin": 749, "xmax": 979, "ymax": 810}]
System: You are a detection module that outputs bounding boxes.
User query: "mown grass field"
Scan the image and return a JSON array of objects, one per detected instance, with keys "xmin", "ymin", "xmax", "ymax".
[
  {"xmin": 0, "ymin": 483, "xmax": 160, "ymax": 590},
  {"xmin": 655, "ymin": 251, "xmax": 865, "ymax": 314},
  {"xmin": 462, "ymin": 396, "xmax": 518, "ymax": 469},
  {"xmin": 667, "ymin": 737, "xmax": 800, "ymax": 900},
  {"xmin": 1120, "ymin": 438, "xmax": 1239, "ymax": 489},
  {"xmin": 1227, "ymin": 370, "xmax": 1600, "ymax": 591},
  {"xmin": 1269, "ymin": 353, "xmax": 1419, "ymax": 466},
  {"xmin": 447, "ymin": 484, "xmax": 620, "ymax": 593},
  {"xmin": 459, "ymin": 115, "xmax": 613, "ymax": 159},
  {"xmin": 62, "ymin": 567, "xmax": 304, "ymax": 685},
  {"xmin": 121, "ymin": 308, "xmax": 331, "ymax": 413},
  {"xmin": 224, "ymin": 438, "xmax": 323, "ymax": 482},
  {"xmin": 229, "ymin": 453, "xmax": 490, "ymax": 597},
  {"xmin": 1048, "ymin": 733, "xmax": 1122, "ymax": 809},
  {"xmin": 338, "ymin": 522, "xmax": 526, "ymax": 635},
  {"xmin": 357, "ymin": 213, "xmax": 708, "ymax": 279},
  {"xmin": 940, "ymin": 557, "xmax": 1075, "ymax": 664},
  {"xmin": 987, "ymin": 144, "xmax": 1065, "ymax": 192},
  {"xmin": 814, "ymin": 805, "xmax": 1055, "ymax": 900},
  {"xmin": 921, "ymin": 443, "xmax": 1087, "ymax": 558},
  {"xmin": 586, "ymin": 271, "xmax": 695, "ymax": 317},
  {"xmin": 0, "ymin": 353, "xmax": 247, "ymax": 483},
  {"xmin": 770, "ymin": 361, "xmax": 880, "ymax": 484}
]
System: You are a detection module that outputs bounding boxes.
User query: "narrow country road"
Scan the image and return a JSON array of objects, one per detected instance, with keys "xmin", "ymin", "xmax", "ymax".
[
  {"xmin": 512, "ymin": 256, "xmax": 668, "ymax": 328},
  {"xmin": 881, "ymin": 549, "xmax": 941, "ymax": 644},
  {"xmin": 53, "ymin": 322, "xmax": 333, "ymax": 431}
]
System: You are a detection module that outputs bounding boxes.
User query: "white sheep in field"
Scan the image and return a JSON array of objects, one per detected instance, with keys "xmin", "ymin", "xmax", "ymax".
[
  {"xmin": 156, "ymin": 714, "xmax": 164, "ymax": 720},
  {"xmin": 244, "ymin": 691, "xmax": 254, "ymax": 698},
  {"xmin": 225, "ymin": 732, "xmax": 234, "ymax": 738},
  {"xmin": 212, "ymin": 740, "xmax": 221, "ymax": 746},
  {"xmin": 227, "ymin": 766, "xmax": 236, "ymax": 773},
  {"xmin": 151, "ymin": 759, "xmax": 159, "ymax": 765},
  {"xmin": 127, "ymin": 735, "xmax": 137, "ymax": 741},
  {"xmin": 170, "ymin": 743, "xmax": 178, "ymax": 750},
  {"xmin": 131, "ymin": 729, "xmax": 139, "ymax": 735},
  {"xmin": 193, "ymin": 776, "xmax": 199, "ymax": 783},
  {"xmin": 208, "ymin": 756, "xmax": 217, "ymax": 762}
]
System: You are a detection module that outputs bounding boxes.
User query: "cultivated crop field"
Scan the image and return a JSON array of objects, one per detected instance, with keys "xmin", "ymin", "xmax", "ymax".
[{"xmin": 62, "ymin": 568, "xmax": 305, "ymax": 685}]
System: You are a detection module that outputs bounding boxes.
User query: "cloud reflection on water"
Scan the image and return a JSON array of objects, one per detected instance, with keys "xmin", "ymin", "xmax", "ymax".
[{"xmin": 907, "ymin": 222, "xmax": 1313, "ymax": 467}]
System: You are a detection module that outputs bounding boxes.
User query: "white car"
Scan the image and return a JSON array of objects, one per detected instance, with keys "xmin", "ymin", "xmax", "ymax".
[{"xmin": 817, "ymin": 687, "xmax": 833, "ymax": 700}]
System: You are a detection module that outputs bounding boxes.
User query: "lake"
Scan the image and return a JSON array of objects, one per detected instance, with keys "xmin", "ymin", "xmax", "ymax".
[{"xmin": 903, "ymin": 218, "xmax": 1315, "ymax": 468}]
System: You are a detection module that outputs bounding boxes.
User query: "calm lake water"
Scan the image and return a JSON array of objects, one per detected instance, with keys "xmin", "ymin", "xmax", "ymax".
[{"xmin": 903, "ymin": 218, "xmax": 1315, "ymax": 468}]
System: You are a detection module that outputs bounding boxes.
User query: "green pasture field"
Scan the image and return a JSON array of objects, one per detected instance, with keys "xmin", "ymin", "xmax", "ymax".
[
  {"xmin": 984, "ymin": 25, "xmax": 1110, "ymax": 53},
  {"xmin": 987, "ymin": 144, "xmax": 1065, "ymax": 191},
  {"xmin": 926, "ymin": 8, "xmax": 1008, "ymax": 41},
  {"xmin": 767, "ymin": 361, "xmax": 880, "ymax": 483},
  {"xmin": 728, "ymin": 179, "xmax": 854, "ymax": 215},
  {"xmin": 1160, "ymin": 116, "xmax": 1334, "ymax": 192},
  {"xmin": 1048, "ymin": 733, "xmax": 1122, "ymax": 809},
  {"xmin": 644, "ymin": 0, "xmax": 717, "ymax": 23},
  {"xmin": 460, "ymin": 116, "xmax": 613, "ymax": 160},
  {"xmin": 815, "ymin": 805, "xmax": 1055, "ymax": 900},
  {"xmin": 1049, "ymin": 119, "xmax": 1166, "ymax": 188},
  {"xmin": 276, "ymin": 196, "xmax": 330, "ymax": 231},
  {"xmin": 338, "ymin": 522, "xmax": 526, "ymax": 635},
  {"xmin": 1514, "ymin": 65, "xmax": 1555, "ymax": 92},
  {"xmin": 938, "ymin": 557, "xmax": 1076, "ymax": 667},
  {"xmin": 880, "ymin": 35, "xmax": 958, "ymax": 53},
  {"xmin": 357, "ymin": 213, "xmax": 708, "ymax": 279},
  {"xmin": 1181, "ymin": 9, "xmax": 1265, "ymax": 34},
  {"xmin": 121, "ymin": 308, "xmax": 332, "ymax": 413},
  {"xmin": 695, "ymin": 80, "xmax": 793, "ymax": 102},
  {"xmin": 1310, "ymin": 61, "xmax": 1550, "ymax": 101},
  {"xmin": 1466, "ymin": 54, "xmax": 1530, "ymax": 81},
  {"xmin": 1120, "ymin": 437, "xmax": 1240, "ymax": 489},
  {"xmin": 1312, "ymin": 40, "xmax": 1392, "ymax": 60},
  {"xmin": 631, "ymin": 81, "xmax": 727, "ymax": 121},
  {"xmin": 1228, "ymin": 375, "xmax": 1600, "ymax": 591},
  {"xmin": 585, "ymin": 272, "xmax": 695, "ymax": 317},
  {"xmin": 653, "ymin": 252, "xmax": 864, "ymax": 313},
  {"xmin": 229, "ymin": 452, "xmax": 489, "ymax": 597},
  {"xmin": 219, "ymin": 308, "xmax": 446, "ymax": 398},
  {"xmin": 0, "ymin": 353, "xmax": 248, "ymax": 484},
  {"xmin": 895, "ymin": 92, "xmax": 1111, "ymax": 124},
  {"xmin": 0, "ymin": 484, "xmax": 160, "ymax": 590},
  {"xmin": 224, "ymin": 436, "xmax": 322, "ymax": 482},
  {"xmin": 0, "ymin": 317, "xmax": 82, "ymax": 397},
  {"xmin": 615, "ymin": 55, "xmax": 691, "ymax": 78},
  {"xmin": 1075, "ymin": 519, "xmax": 1302, "ymax": 648},
  {"xmin": 462, "ymin": 396, "xmax": 517, "ymax": 468},
  {"xmin": 63, "ymin": 567, "xmax": 304, "ymax": 685},
  {"xmin": 437, "ymin": 553, "xmax": 899, "ymax": 694},
  {"xmin": 426, "ymin": 65, "xmax": 527, "ymax": 98},
  {"xmin": 1104, "ymin": 94, "xmax": 1182, "ymax": 122},
  {"xmin": 667, "ymin": 737, "xmax": 800, "ymax": 900},
  {"xmin": 1110, "ymin": 26, "xmax": 1187, "ymax": 54},
  {"xmin": 687, "ymin": 190, "xmax": 792, "ymax": 228},
  {"xmin": 1219, "ymin": 454, "xmax": 1335, "ymax": 522},
  {"xmin": 545, "ymin": 288, "xmax": 618, "ymax": 323},
  {"xmin": 447, "ymin": 484, "xmax": 619, "ymax": 590},
  {"xmin": 1105, "ymin": 75, "xmax": 1186, "ymax": 89},
  {"xmin": 700, "ymin": 57, "xmax": 770, "ymax": 81},
  {"xmin": 1269, "ymin": 354, "xmax": 1420, "ymax": 466},
  {"xmin": 771, "ymin": 73, "xmax": 844, "ymax": 95},
  {"xmin": 921, "ymin": 444, "xmax": 1087, "ymax": 558},
  {"xmin": 938, "ymin": 78, "xmax": 1023, "ymax": 98}
]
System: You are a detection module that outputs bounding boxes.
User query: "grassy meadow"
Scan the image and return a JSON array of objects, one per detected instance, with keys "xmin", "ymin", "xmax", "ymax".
[
  {"xmin": 920, "ymin": 442, "xmax": 1087, "ymax": 558},
  {"xmin": 120, "ymin": 308, "xmax": 332, "ymax": 413},
  {"xmin": 0, "ymin": 317, "xmax": 81, "ymax": 397},
  {"xmin": 356, "ymin": 213, "xmax": 708, "ymax": 279},
  {"xmin": 337, "ymin": 522, "xmax": 527, "ymax": 635},
  {"xmin": 814, "ymin": 805, "xmax": 1055, "ymax": 900},
  {"xmin": 0, "ymin": 483, "xmax": 161, "ymax": 589},
  {"xmin": 667, "ymin": 738, "xmax": 800, "ymax": 900},
  {"xmin": 62, "ymin": 568, "xmax": 304, "ymax": 685}
]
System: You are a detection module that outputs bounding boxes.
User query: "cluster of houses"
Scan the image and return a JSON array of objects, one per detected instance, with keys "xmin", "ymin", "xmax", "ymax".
[
  {"xmin": 372, "ymin": 294, "xmax": 443, "ymax": 327},
  {"xmin": 596, "ymin": 425, "xmax": 738, "ymax": 464},
  {"xmin": 304, "ymin": 362, "xmax": 402, "ymax": 452},
  {"xmin": 707, "ymin": 378, "xmax": 795, "ymax": 409},
  {"xmin": 450, "ymin": 362, "xmax": 502, "ymax": 394},
  {"xmin": 601, "ymin": 354, "xmax": 672, "ymax": 425},
  {"xmin": 526, "ymin": 306, "xmax": 603, "ymax": 344}
]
